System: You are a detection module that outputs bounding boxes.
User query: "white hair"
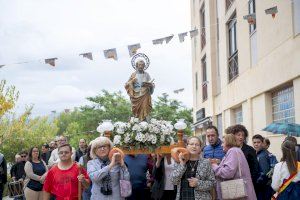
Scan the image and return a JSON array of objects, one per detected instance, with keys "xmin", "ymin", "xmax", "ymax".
[{"xmin": 90, "ymin": 136, "xmax": 113, "ymax": 159}]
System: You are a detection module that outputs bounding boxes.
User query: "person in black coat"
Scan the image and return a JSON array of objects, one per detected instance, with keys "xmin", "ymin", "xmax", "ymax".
[
  {"xmin": 225, "ymin": 124, "xmax": 260, "ymax": 195},
  {"xmin": 0, "ymin": 153, "xmax": 7, "ymax": 200},
  {"xmin": 151, "ymin": 154, "xmax": 176, "ymax": 200}
]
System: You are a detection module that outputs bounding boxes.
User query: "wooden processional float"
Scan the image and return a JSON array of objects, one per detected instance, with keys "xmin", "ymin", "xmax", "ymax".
[{"xmin": 103, "ymin": 129, "xmax": 185, "ymax": 155}]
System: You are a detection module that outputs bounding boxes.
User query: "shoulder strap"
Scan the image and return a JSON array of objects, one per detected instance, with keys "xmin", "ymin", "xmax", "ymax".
[{"xmin": 237, "ymin": 151, "xmax": 242, "ymax": 178}]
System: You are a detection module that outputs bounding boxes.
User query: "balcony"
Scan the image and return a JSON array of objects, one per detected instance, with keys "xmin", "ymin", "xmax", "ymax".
[{"xmin": 228, "ymin": 51, "xmax": 239, "ymax": 82}]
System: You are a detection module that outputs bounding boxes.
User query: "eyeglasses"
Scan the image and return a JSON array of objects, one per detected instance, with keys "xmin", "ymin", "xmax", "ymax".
[
  {"xmin": 21, "ymin": 155, "xmax": 27, "ymax": 158},
  {"xmin": 97, "ymin": 145, "xmax": 109, "ymax": 150},
  {"xmin": 58, "ymin": 151, "xmax": 70, "ymax": 155}
]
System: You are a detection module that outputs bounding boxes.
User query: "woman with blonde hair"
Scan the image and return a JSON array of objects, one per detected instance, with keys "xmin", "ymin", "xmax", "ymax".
[
  {"xmin": 87, "ymin": 137, "xmax": 130, "ymax": 200},
  {"xmin": 271, "ymin": 140, "xmax": 300, "ymax": 199},
  {"xmin": 171, "ymin": 136, "xmax": 215, "ymax": 200},
  {"xmin": 211, "ymin": 134, "xmax": 256, "ymax": 200}
]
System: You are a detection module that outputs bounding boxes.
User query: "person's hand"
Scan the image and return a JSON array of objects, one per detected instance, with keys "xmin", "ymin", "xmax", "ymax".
[
  {"xmin": 132, "ymin": 77, "xmax": 138, "ymax": 83},
  {"xmin": 77, "ymin": 174, "xmax": 87, "ymax": 183},
  {"xmin": 109, "ymin": 152, "xmax": 120, "ymax": 169},
  {"xmin": 119, "ymin": 156, "xmax": 125, "ymax": 167},
  {"xmin": 179, "ymin": 152, "xmax": 187, "ymax": 165},
  {"xmin": 209, "ymin": 158, "xmax": 220, "ymax": 165},
  {"xmin": 187, "ymin": 177, "xmax": 198, "ymax": 187}
]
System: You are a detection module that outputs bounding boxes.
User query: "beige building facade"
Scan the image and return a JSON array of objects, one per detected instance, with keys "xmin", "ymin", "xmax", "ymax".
[{"xmin": 191, "ymin": 0, "xmax": 300, "ymax": 158}]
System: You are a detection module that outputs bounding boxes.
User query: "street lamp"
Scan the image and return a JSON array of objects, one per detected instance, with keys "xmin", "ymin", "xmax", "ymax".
[
  {"xmin": 97, "ymin": 120, "xmax": 114, "ymax": 138},
  {"xmin": 174, "ymin": 119, "xmax": 187, "ymax": 146}
]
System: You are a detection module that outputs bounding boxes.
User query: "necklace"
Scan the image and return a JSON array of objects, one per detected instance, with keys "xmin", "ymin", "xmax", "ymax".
[{"xmin": 189, "ymin": 160, "xmax": 198, "ymax": 172}]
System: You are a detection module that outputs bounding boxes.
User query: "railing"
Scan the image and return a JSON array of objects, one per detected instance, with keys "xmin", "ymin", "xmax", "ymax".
[
  {"xmin": 228, "ymin": 51, "xmax": 239, "ymax": 82},
  {"xmin": 201, "ymin": 30, "xmax": 206, "ymax": 49},
  {"xmin": 226, "ymin": 0, "xmax": 235, "ymax": 11}
]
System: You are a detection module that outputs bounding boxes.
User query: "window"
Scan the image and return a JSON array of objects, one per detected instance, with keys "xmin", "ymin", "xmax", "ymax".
[
  {"xmin": 228, "ymin": 15, "xmax": 238, "ymax": 81},
  {"xmin": 272, "ymin": 86, "xmax": 295, "ymax": 123},
  {"xmin": 293, "ymin": 0, "xmax": 300, "ymax": 35},
  {"xmin": 234, "ymin": 106, "xmax": 243, "ymax": 125},
  {"xmin": 226, "ymin": 0, "xmax": 235, "ymax": 11},
  {"xmin": 248, "ymin": 0, "xmax": 256, "ymax": 34},
  {"xmin": 200, "ymin": 5, "xmax": 206, "ymax": 49},
  {"xmin": 217, "ymin": 114, "xmax": 223, "ymax": 138},
  {"xmin": 202, "ymin": 56, "xmax": 207, "ymax": 101}
]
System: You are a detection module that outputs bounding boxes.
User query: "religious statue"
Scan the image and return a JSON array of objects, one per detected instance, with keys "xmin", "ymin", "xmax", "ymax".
[{"xmin": 125, "ymin": 53, "xmax": 154, "ymax": 121}]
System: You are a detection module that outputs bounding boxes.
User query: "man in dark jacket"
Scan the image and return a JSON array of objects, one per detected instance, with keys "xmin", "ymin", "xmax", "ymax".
[
  {"xmin": 11, "ymin": 151, "xmax": 27, "ymax": 181},
  {"xmin": 41, "ymin": 143, "xmax": 51, "ymax": 165},
  {"xmin": 203, "ymin": 125, "xmax": 225, "ymax": 163},
  {"xmin": 75, "ymin": 138, "xmax": 87, "ymax": 162},
  {"xmin": 252, "ymin": 134, "xmax": 274, "ymax": 200},
  {"xmin": 0, "ymin": 153, "xmax": 7, "ymax": 200},
  {"xmin": 226, "ymin": 124, "xmax": 260, "ymax": 196}
]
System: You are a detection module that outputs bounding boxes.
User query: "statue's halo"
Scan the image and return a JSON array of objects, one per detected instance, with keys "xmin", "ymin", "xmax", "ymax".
[{"xmin": 131, "ymin": 53, "xmax": 150, "ymax": 70}]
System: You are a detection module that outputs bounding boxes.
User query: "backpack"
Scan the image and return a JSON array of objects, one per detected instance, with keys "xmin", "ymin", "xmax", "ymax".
[{"xmin": 266, "ymin": 153, "xmax": 278, "ymax": 184}]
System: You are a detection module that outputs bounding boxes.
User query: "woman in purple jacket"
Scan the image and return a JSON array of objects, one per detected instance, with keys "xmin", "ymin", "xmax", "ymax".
[{"xmin": 211, "ymin": 134, "xmax": 257, "ymax": 200}]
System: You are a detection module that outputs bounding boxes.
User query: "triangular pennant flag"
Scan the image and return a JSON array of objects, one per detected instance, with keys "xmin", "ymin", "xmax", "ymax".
[
  {"xmin": 243, "ymin": 14, "xmax": 256, "ymax": 24},
  {"xmin": 265, "ymin": 6, "xmax": 278, "ymax": 18},
  {"xmin": 104, "ymin": 48, "xmax": 118, "ymax": 60},
  {"xmin": 190, "ymin": 29, "xmax": 199, "ymax": 38},
  {"xmin": 0, "ymin": 65, "xmax": 5, "ymax": 68},
  {"xmin": 128, "ymin": 43, "xmax": 141, "ymax": 57},
  {"xmin": 45, "ymin": 58, "xmax": 57, "ymax": 67},
  {"xmin": 165, "ymin": 35, "xmax": 174, "ymax": 44},
  {"xmin": 79, "ymin": 52, "xmax": 93, "ymax": 60},
  {"xmin": 178, "ymin": 32, "xmax": 188, "ymax": 43},
  {"xmin": 152, "ymin": 38, "xmax": 165, "ymax": 45}
]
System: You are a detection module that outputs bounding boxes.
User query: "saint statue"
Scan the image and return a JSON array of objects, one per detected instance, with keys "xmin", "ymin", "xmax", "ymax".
[{"xmin": 125, "ymin": 53, "xmax": 154, "ymax": 121}]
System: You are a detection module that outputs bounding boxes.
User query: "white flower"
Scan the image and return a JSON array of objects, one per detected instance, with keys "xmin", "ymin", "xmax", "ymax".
[
  {"xmin": 134, "ymin": 118, "xmax": 140, "ymax": 123},
  {"xmin": 151, "ymin": 135, "xmax": 157, "ymax": 144},
  {"xmin": 135, "ymin": 132, "xmax": 145, "ymax": 142},
  {"xmin": 160, "ymin": 135, "xmax": 165, "ymax": 144},
  {"xmin": 116, "ymin": 128, "xmax": 125, "ymax": 134},
  {"xmin": 113, "ymin": 135, "xmax": 121, "ymax": 145},
  {"xmin": 124, "ymin": 134, "xmax": 131, "ymax": 144}
]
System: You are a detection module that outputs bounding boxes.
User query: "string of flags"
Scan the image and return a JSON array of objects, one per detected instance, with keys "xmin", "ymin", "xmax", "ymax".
[{"xmin": 0, "ymin": 5, "xmax": 280, "ymax": 68}]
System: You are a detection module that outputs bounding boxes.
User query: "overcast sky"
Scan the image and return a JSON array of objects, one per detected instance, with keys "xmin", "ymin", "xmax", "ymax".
[{"xmin": 0, "ymin": 0, "xmax": 192, "ymax": 117}]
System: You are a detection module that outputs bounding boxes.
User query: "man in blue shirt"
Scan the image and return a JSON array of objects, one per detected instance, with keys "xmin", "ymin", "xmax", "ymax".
[{"xmin": 203, "ymin": 125, "xmax": 225, "ymax": 163}]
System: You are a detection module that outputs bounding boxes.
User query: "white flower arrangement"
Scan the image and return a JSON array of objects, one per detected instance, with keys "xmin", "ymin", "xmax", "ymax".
[{"xmin": 112, "ymin": 117, "xmax": 176, "ymax": 150}]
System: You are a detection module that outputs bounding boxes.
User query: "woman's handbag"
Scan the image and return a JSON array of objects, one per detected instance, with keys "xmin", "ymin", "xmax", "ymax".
[
  {"xmin": 220, "ymin": 153, "xmax": 247, "ymax": 200},
  {"xmin": 119, "ymin": 168, "xmax": 132, "ymax": 198}
]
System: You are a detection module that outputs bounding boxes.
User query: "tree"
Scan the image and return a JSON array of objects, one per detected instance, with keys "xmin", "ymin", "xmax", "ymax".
[
  {"xmin": 0, "ymin": 80, "xmax": 19, "ymax": 117},
  {"xmin": 0, "ymin": 107, "xmax": 58, "ymax": 163}
]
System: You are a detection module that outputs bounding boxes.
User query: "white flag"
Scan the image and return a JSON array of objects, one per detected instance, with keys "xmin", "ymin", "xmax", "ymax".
[
  {"xmin": 45, "ymin": 58, "xmax": 57, "ymax": 67},
  {"xmin": 104, "ymin": 48, "xmax": 118, "ymax": 60},
  {"xmin": 190, "ymin": 29, "xmax": 198, "ymax": 38},
  {"xmin": 79, "ymin": 52, "xmax": 93, "ymax": 60},
  {"xmin": 165, "ymin": 35, "xmax": 174, "ymax": 44},
  {"xmin": 152, "ymin": 38, "xmax": 164, "ymax": 45},
  {"xmin": 178, "ymin": 32, "xmax": 188, "ymax": 42},
  {"xmin": 128, "ymin": 43, "xmax": 141, "ymax": 57}
]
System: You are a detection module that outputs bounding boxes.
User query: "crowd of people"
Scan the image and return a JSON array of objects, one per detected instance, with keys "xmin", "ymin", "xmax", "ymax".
[{"xmin": 0, "ymin": 124, "xmax": 300, "ymax": 200}]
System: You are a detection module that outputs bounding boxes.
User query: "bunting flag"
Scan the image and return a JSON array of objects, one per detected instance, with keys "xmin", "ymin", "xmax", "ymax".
[
  {"xmin": 0, "ymin": 65, "xmax": 4, "ymax": 68},
  {"xmin": 104, "ymin": 48, "xmax": 118, "ymax": 60},
  {"xmin": 79, "ymin": 52, "xmax": 93, "ymax": 60},
  {"xmin": 178, "ymin": 32, "xmax": 188, "ymax": 43},
  {"xmin": 243, "ymin": 14, "xmax": 256, "ymax": 24},
  {"xmin": 165, "ymin": 35, "xmax": 174, "ymax": 44},
  {"xmin": 128, "ymin": 43, "xmax": 141, "ymax": 57},
  {"xmin": 265, "ymin": 6, "xmax": 278, "ymax": 18},
  {"xmin": 152, "ymin": 38, "xmax": 165, "ymax": 45},
  {"xmin": 190, "ymin": 29, "xmax": 198, "ymax": 38},
  {"xmin": 45, "ymin": 58, "xmax": 57, "ymax": 67}
]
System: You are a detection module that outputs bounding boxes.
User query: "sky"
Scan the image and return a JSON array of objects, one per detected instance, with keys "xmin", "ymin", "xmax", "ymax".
[{"xmin": 0, "ymin": 0, "xmax": 192, "ymax": 117}]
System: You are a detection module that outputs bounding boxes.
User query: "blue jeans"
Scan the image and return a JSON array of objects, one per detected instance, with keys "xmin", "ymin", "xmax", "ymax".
[{"xmin": 82, "ymin": 184, "xmax": 92, "ymax": 200}]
